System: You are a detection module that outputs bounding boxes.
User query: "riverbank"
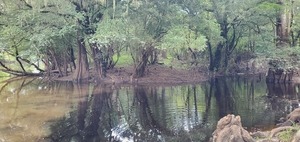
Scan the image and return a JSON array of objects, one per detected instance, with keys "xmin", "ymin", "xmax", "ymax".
[
  {"xmin": 52, "ymin": 59, "xmax": 271, "ymax": 85},
  {"xmin": 54, "ymin": 64, "xmax": 211, "ymax": 85},
  {"xmin": 38, "ymin": 49, "xmax": 300, "ymax": 86}
]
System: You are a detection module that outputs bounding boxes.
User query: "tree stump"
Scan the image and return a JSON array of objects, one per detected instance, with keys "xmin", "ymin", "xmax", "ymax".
[{"xmin": 211, "ymin": 114, "xmax": 255, "ymax": 142}]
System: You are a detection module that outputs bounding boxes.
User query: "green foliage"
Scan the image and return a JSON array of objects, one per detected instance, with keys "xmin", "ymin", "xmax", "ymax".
[
  {"xmin": 0, "ymin": 0, "xmax": 298, "ymax": 75},
  {"xmin": 90, "ymin": 17, "xmax": 128, "ymax": 46},
  {"xmin": 0, "ymin": 0, "xmax": 79, "ymax": 74},
  {"xmin": 113, "ymin": 53, "xmax": 133, "ymax": 67},
  {"xmin": 160, "ymin": 24, "xmax": 207, "ymax": 63},
  {"xmin": 161, "ymin": 25, "xmax": 206, "ymax": 51},
  {"xmin": 263, "ymin": 46, "xmax": 300, "ymax": 70}
]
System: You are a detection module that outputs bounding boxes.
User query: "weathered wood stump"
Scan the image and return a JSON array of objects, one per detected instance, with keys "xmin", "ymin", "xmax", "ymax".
[
  {"xmin": 212, "ymin": 109, "xmax": 300, "ymax": 142},
  {"xmin": 210, "ymin": 114, "xmax": 255, "ymax": 142}
]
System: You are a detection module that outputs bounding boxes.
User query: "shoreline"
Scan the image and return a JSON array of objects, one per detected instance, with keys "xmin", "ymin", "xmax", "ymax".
[{"xmin": 52, "ymin": 64, "xmax": 269, "ymax": 86}]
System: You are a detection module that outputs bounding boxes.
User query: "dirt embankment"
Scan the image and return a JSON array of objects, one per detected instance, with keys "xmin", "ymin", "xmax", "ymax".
[
  {"xmin": 53, "ymin": 55, "xmax": 300, "ymax": 85},
  {"xmin": 55, "ymin": 64, "xmax": 210, "ymax": 85}
]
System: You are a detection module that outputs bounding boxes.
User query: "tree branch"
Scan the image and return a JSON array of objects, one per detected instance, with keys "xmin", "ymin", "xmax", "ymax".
[
  {"xmin": 0, "ymin": 61, "xmax": 41, "ymax": 76},
  {"xmin": 19, "ymin": 0, "xmax": 33, "ymax": 9},
  {"xmin": 18, "ymin": 57, "xmax": 44, "ymax": 72},
  {"xmin": 39, "ymin": 10, "xmax": 74, "ymax": 18}
]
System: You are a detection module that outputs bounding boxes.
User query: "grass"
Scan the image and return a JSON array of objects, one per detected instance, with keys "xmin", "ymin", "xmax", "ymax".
[
  {"xmin": 113, "ymin": 51, "xmax": 197, "ymax": 70},
  {"xmin": 113, "ymin": 52, "xmax": 134, "ymax": 67},
  {"xmin": 160, "ymin": 54, "xmax": 193, "ymax": 70}
]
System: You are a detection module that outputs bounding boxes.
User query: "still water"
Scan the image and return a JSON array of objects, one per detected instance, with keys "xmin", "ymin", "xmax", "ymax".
[{"xmin": 0, "ymin": 76, "xmax": 299, "ymax": 142}]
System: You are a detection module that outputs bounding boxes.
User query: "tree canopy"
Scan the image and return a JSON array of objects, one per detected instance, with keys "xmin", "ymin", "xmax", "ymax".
[{"xmin": 0, "ymin": 0, "xmax": 299, "ymax": 81}]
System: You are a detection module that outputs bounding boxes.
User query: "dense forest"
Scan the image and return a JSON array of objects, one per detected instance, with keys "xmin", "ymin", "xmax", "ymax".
[{"xmin": 0, "ymin": 0, "xmax": 300, "ymax": 82}]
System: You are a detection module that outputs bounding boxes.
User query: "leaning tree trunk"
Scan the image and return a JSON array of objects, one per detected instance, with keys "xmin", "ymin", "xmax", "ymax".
[
  {"xmin": 49, "ymin": 50, "xmax": 63, "ymax": 77},
  {"xmin": 134, "ymin": 44, "xmax": 154, "ymax": 78},
  {"xmin": 73, "ymin": 36, "xmax": 89, "ymax": 82}
]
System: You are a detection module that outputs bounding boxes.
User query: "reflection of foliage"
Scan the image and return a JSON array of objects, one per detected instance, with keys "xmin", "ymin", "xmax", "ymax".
[
  {"xmin": 45, "ymin": 78, "xmax": 300, "ymax": 141},
  {"xmin": 206, "ymin": 77, "xmax": 292, "ymax": 130}
]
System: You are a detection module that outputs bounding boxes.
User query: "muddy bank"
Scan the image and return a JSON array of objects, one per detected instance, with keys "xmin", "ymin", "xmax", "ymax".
[
  {"xmin": 50, "ymin": 55, "xmax": 300, "ymax": 85},
  {"xmin": 52, "ymin": 61, "xmax": 268, "ymax": 85},
  {"xmin": 53, "ymin": 64, "xmax": 210, "ymax": 85}
]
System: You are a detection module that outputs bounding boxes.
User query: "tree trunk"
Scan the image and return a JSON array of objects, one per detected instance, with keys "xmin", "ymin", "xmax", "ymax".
[
  {"xmin": 69, "ymin": 46, "xmax": 76, "ymax": 70},
  {"xmin": 213, "ymin": 43, "xmax": 223, "ymax": 71},
  {"xmin": 211, "ymin": 19, "xmax": 229, "ymax": 72},
  {"xmin": 207, "ymin": 39, "xmax": 214, "ymax": 71},
  {"xmin": 90, "ymin": 44, "xmax": 103, "ymax": 81},
  {"xmin": 73, "ymin": 34, "xmax": 89, "ymax": 82},
  {"xmin": 149, "ymin": 49, "xmax": 158, "ymax": 65},
  {"xmin": 276, "ymin": 0, "xmax": 292, "ymax": 47},
  {"xmin": 49, "ymin": 50, "xmax": 63, "ymax": 77},
  {"xmin": 14, "ymin": 46, "xmax": 26, "ymax": 73},
  {"xmin": 134, "ymin": 44, "xmax": 154, "ymax": 78}
]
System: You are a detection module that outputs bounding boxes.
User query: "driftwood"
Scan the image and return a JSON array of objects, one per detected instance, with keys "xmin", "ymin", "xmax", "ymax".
[{"xmin": 211, "ymin": 114, "xmax": 255, "ymax": 142}]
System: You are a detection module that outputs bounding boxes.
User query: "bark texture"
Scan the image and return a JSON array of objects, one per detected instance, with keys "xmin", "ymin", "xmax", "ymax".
[
  {"xmin": 211, "ymin": 114, "xmax": 255, "ymax": 142},
  {"xmin": 73, "ymin": 36, "xmax": 90, "ymax": 82}
]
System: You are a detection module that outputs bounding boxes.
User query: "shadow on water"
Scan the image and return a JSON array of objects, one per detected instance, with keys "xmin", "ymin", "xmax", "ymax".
[{"xmin": 1, "ymin": 76, "xmax": 300, "ymax": 142}]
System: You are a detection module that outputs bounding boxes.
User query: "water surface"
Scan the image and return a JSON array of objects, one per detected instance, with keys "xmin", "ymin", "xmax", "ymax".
[{"xmin": 0, "ymin": 76, "xmax": 299, "ymax": 142}]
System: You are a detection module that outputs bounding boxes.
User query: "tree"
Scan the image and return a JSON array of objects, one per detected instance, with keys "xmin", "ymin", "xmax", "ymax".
[
  {"xmin": 276, "ymin": 0, "xmax": 293, "ymax": 46},
  {"xmin": 290, "ymin": 0, "xmax": 300, "ymax": 46},
  {"xmin": 0, "ymin": 0, "xmax": 81, "ymax": 77},
  {"xmin": 0, "ymin": 0, "xmax": 295, "ymax": 79},
  {"xmin": 71, "ymin": 0, "xmax": 96, "ymax": 82},
  {"xmin": 0, "ymin": 0, "xmax": 44, "ymax": 75},
  {"xmin": 202, "ymin": 0, "xmax": 280, "ymax": 71},
  {"xmin": 124, "ymin": 0, "xmax": 164, "ymax": 77},
  {"xmin": 89, "ymin": 17, "xmax": 127, "ymax": 79},
  {"xmin": 160, "ymin": 24, "xmax": 206, "ymax": 65},
  {"xmin": 92, "ymin": 0, "xmax": 174, "ymax": 78}
]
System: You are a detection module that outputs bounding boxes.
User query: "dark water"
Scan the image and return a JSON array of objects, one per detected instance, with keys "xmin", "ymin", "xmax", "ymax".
[{"xmin": 0, "ymin": 76, "xmax": 299, "ymax": 142}]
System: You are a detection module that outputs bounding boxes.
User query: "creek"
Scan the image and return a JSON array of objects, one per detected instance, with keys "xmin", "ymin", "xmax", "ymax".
[{"xmin": 0, "ymin": 76, "xmax": 298, "ymax": 142}]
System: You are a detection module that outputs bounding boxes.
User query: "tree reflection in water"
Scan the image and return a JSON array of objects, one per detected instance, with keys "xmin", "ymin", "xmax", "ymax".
[
  {"xmin": 46, "ymin": 84, "xmax": 211, "ymax": 142},
  {"xmin": 44, "ymin": 77, "xmax": 300, "ymax": 142}
]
